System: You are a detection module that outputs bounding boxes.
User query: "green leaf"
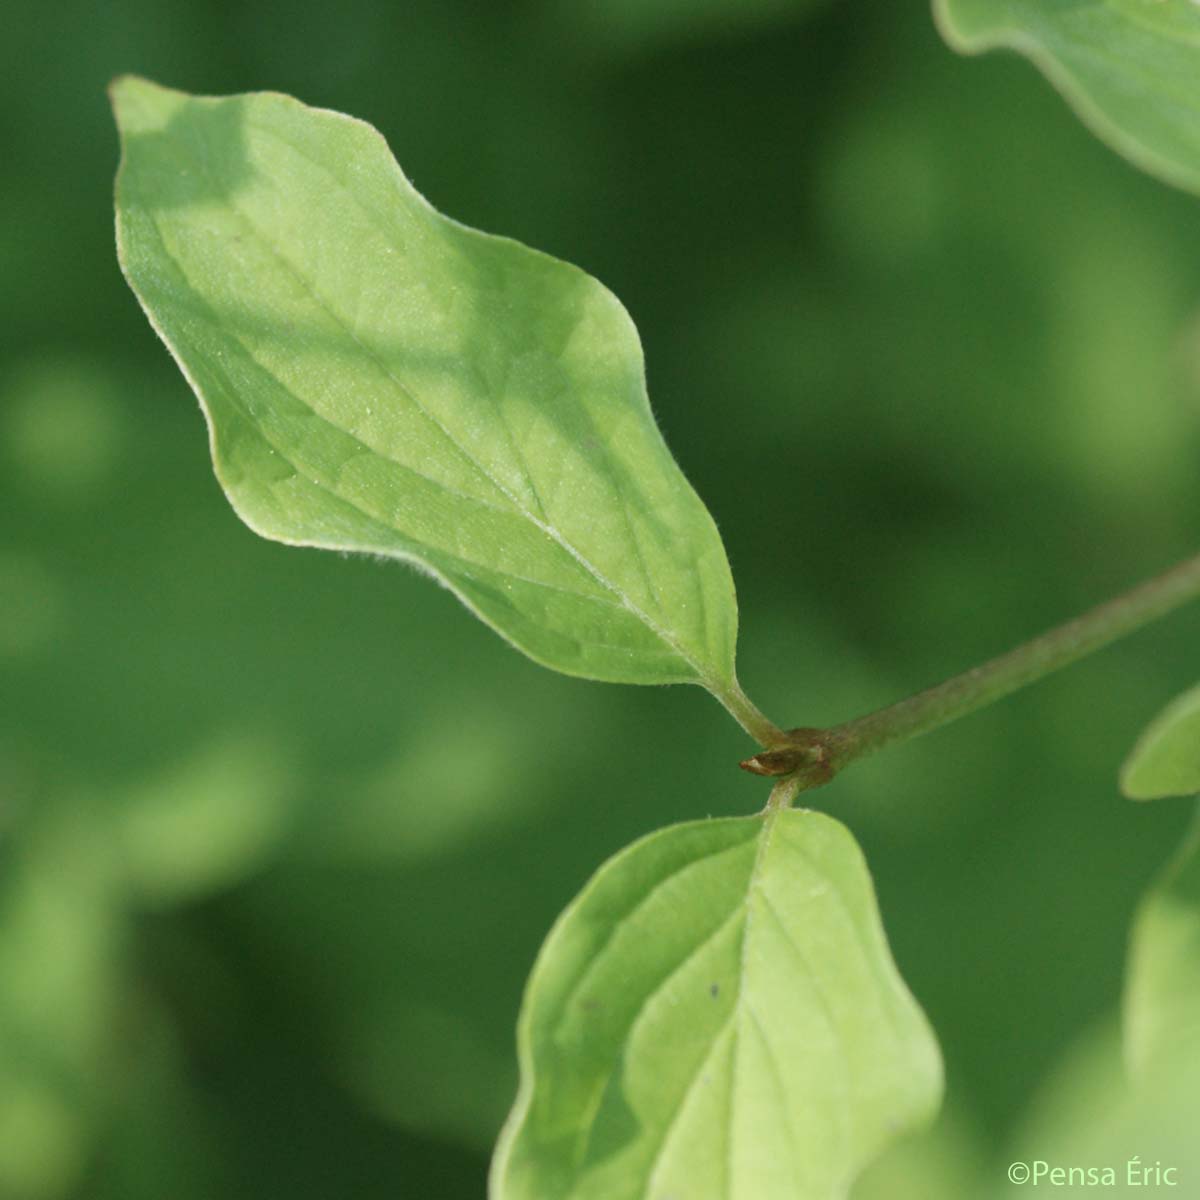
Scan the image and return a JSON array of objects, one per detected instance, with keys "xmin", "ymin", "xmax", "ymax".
[
  {"xmin": 110, "ymin": 77, "xmax": 742, "ymax": 695},
  {"xmin": 934, "ymin": 0, "xmax": 1200, "ymax": 194},
  {"xmin": 112, "ymin": 731, "xmax": 292, "ymax": 906},
  {"xmin": 492, "ymin": 808, "xmax": 943, "ymax": 1200},
  {"xmin": 849, "ymin": 1111, "xmax": 985, "ymax": 1200},
  {"xmin": 998, "ymin": 1018, "xmax": 1200, "ymax": 1198},
  {"xmin": 1121, "ymin": 685, "xmax": 1200, "ymax": 800},
  {"xmin": 1124, "ymin": 806, "xmax": 1200, "ymax": 1078}
]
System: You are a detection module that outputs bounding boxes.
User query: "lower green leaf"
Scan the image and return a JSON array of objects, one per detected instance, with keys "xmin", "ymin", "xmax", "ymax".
[{"xmin": 492, "ymin": 808, "xmax": 943, "ymax": 1200}]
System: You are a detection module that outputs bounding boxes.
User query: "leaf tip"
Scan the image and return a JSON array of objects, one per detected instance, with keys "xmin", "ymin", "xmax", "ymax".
[
  {"xmin": 1118, "ymin": 772, "xmax": 1155, "ymax": 803},
  {"xmin": 108, "ymin": 75, "xmax": 185, "ymax": 136}
]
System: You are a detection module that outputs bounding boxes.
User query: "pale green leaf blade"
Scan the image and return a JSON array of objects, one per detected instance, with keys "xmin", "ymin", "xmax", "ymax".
[
  {"xmin": 492, "ymin": 809, "xmax": 943, "ymax": 1200},
  {"xmin": 935, "ymin": 0, "xmax": 1200, "ymax": 194},
  {"xmin": 110, "ymin": 77, "xmax": 739, "ymax": 691},
  {"xmin": 1124, "ymin": 806, "xmax": 1200, "ymax": 1078},
  {"xmin": 997, "ymin": 1019, "xmax": 1200, "ymax": 1198},
  {"xmin": 1121, "ymin": 685, "xmax": 1200, "ymax": 800}
]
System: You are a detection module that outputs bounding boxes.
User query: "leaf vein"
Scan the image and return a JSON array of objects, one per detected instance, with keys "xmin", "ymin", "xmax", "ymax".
[{"xmin": 192, "ymin": 126, "xmax": 713, "ymax": 679}]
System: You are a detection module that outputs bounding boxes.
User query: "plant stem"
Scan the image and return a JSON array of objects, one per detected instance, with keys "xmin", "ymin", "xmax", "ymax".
[
  {"xmin": 741, "ymin": 551, "xmax": 1200, "ymax": 793},
  {"xmin": 766, "ymin": 776, "xmax": 803, "ymax": 811},
  {"xmin": 716, "ymin": 680, "xmax": 787, "ymax": 746}
]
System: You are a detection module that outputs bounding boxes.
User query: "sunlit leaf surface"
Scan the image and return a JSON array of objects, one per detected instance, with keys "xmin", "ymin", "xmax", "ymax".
[
  {"xmin": 111, "ymin": 78, "xmax": 741, "ymax": 692},
  {"xmin": 493, "ymin": 808, "xmax": 942, "ymax": 1200}
]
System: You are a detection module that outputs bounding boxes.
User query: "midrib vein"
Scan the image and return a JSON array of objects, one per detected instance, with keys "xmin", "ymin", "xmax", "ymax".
[
  {"xmin": 723, "ymin": 809, "xmax": 780, "ymax": 1199},
  {"xmin": 641, "ymin": 813, "xmax": 778, "ymax": 1200}
]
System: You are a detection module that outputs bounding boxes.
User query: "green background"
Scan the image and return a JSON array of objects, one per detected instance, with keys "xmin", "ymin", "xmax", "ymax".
[{"xmin": 3, "ymin": 0, "xmax": 1199, "ymax": 1195}]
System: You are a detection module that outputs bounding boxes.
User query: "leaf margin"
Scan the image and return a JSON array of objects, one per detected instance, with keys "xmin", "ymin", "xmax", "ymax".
[{"xmin": 933, "ymin": 0, "xmax": 1200, "ymax": 197}]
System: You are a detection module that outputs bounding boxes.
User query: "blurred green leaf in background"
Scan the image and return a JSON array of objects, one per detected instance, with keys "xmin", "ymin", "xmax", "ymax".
[
  {"xmin": 1123, "ymin": 685, "xmax": 1200, "ymax": 801},
  {"xmin": 1125, "ymin": 807, "xmax": 1200, "ymax": 1080},
  {"xmin": 5, "ymin": 0, "xmax": 1200, "ymax": 1196},
  {"xmin": 936, "ymin": 0, "xmax": 1200, "ymax": 195}
]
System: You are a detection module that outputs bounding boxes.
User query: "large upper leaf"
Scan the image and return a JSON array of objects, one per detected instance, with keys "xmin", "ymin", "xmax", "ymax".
[
  {"xmin": 1124, "ymin": 806, "xmax": 1200, "ymax": 1078},
  {"xmin": 110, "ymin": 78, "xmax": 740, "ymax": 692},
  {"xmin": 492, "ymin": 808, "xmax": 943, "ymax": 1200},
  {"xmin": 935, "ymin": 0, "xmax": 1200, "ymax": 194},
  {"xmin": 1121, "ymin": 684, "xmax": 1200, "ymax": 800}
]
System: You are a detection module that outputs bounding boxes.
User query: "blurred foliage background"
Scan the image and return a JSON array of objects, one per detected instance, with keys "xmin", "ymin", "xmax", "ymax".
[{"xmin": 3, "ymin": 0, "xmax": 1200, "ymax": 1196}]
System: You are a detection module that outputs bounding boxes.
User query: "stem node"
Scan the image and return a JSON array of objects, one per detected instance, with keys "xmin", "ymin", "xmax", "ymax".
[{"xmin": 741, "ymin": 728, "xmax": 836, "ymax": 792}]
